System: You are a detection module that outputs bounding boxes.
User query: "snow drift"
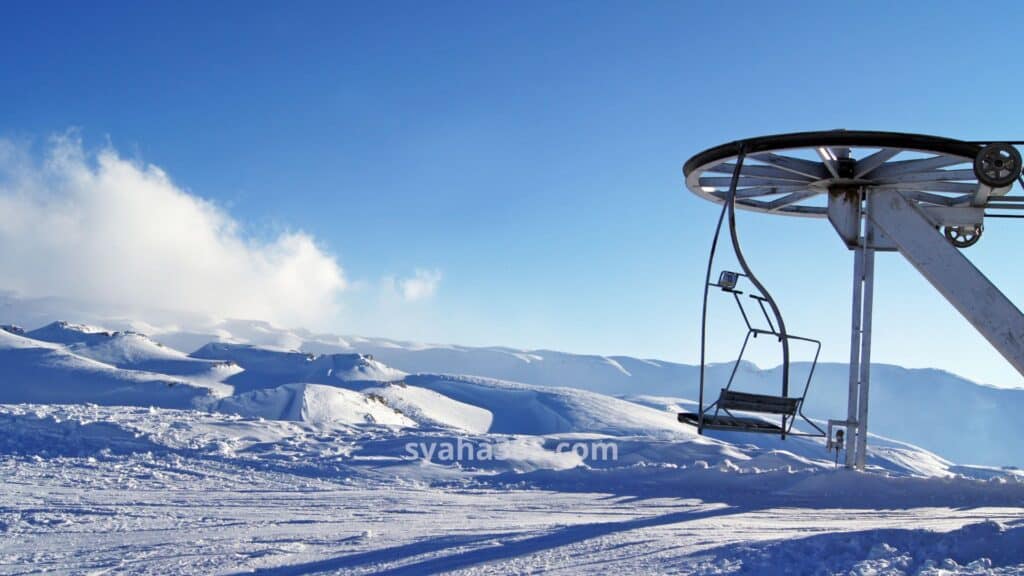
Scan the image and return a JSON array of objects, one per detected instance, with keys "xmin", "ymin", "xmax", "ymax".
[{"xmin": 214, "ymin": 382, "xmax": 415, "ymax": 427}]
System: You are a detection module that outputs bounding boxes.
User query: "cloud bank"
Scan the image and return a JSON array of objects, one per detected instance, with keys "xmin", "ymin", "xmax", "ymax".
[
  {"xmin": 395, "ymin": 269, "xmax": 442, "ymax": 302},
  {"xmin": 0, "ymin": 134, "xmax": 347, "ymax": 329}
]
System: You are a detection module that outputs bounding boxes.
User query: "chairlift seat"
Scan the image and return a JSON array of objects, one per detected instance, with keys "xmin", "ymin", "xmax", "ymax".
[
  {"xmin": 717, "ymin": 389, "xmax": 800, "ymax": 415},
  {"xmin": 677, "ymin": 412, "xmax": 785, "ymax": 434}
]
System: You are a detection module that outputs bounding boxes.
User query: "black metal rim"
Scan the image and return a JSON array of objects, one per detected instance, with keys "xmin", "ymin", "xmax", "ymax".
[{"xmin": 683, "ymin": 130, "xmax": 981, "ymax": 177}]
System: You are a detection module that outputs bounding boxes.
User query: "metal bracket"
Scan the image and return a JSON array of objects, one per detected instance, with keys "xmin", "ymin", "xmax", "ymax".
[
  {"xmin": 828, "ymin": 190, "xmax": 897, "ymax": 251},
  {"xmin": 920, "ymin": 205, "xmax": 984, "ymax": 227},
  {"xmin": 826, "ymin": 419, "xmax": 857, "ymax": 452},
  {"xmin": 973, "ymin": 183, "xmax": 1012, "ymax": 206}
]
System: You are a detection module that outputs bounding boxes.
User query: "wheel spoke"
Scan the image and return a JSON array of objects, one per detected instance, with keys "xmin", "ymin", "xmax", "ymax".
[
  {"xmin": 880, "ymin": 181, "xmax": 978, "ymax": 194},
  {"xmin": 815, "ymin": 148, "xmax": 840, "ymax": 178},
  {"xmin": 783, "ymin": 204, "xmax": 828, "ymax": 215},
  {"xmin": 698, "ymin": 176, "xmax": 807, "ymax": 188},
  {"xmin": 733, "ymin": 185, "xmax": 808, "ymax": 198},
  {"xmin": 748, "ymin": 153, "xmax": 830, "ymax": 180},
  {"xmin": 854, "ymin": 148, "xmax": 901, "ymax": 178},
  {"xmin": 709, "ymin": 185, "xmax": 808, "ymax": 199},
  {"xmin": 737, "ymin": 198, "xmax": 773, "ymax": 210},
  {"xmin": 865, "ymin": 154, "xmax": 969, "ymax": 178},
  {"xmin": 831, "ymin": 147, "xmax": 852, "ymax": 159},
  {"xmin": 873, "ymin": 169, "xmax": 977, "ymax": 184},
  {"xmin": 767, "ymin": 190, "xmax": 820, "ymax": 210},
  {"xmin": 705, "ymin": 163, "xmax": 816, "ymax": 182}
]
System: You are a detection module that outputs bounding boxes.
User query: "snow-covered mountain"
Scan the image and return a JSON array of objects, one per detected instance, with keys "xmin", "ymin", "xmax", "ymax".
[
  {"xmin": 0, "ymin": 323, "xmax": 230, "ymax": 407},
  {"xmin": 136, "ymin": 320, "xmax": 1024, "ymax": 468},
  {"xmin": 0, "ymin": 318, "xmax": 1013, "ymax": 473},
  {"xmin": 6, "ymin": 318, "xmax": 1023, "ymax": 467},
  {"xmin": 26, "ymin": 321, "xmax": 241, "ymax": 379},
  {"xmin": 190, "ymin": 341, "xmax": 406, "ymax": 392},
  {"xmin": 3, "ymin": 319, "xmax": 1024, "ymax": 573},
  {"xmin": 362, "ymin": 347, "xmax": 1024, "ymax": 468}
]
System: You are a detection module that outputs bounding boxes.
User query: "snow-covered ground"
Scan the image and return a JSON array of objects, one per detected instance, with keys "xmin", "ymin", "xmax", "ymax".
[{"xmin": 2, "ymin": 320, "xmax": 1023, "ymax": 574}]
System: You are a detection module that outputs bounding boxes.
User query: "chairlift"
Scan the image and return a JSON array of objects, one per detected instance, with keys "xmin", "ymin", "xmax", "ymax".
[
  {"xmin": 678, "ymin": 129, "xmax": 1024, "ymax": 468},
  {"xmin": 678, "ymin": 147, "xmax": 825, "ymax": 439}
]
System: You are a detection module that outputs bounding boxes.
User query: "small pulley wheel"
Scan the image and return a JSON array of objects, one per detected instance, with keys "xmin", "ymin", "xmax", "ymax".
[
  {"xmin": 974, "ymin": 143, "xmax": 1022, "ymax": 188},
  {"xmin": 943, "ymin": 224, "xmax": 983, "ymax": 248}
]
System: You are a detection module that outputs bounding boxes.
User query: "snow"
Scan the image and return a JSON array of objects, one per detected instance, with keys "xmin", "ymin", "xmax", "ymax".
[
  {"xmin": 403, "ymin": 373, "xmax": 694, "ymax": 437},
  {"xmin": 2, "ymin": 319, "xmax": 1024, "ymax": 574},
  {"xmin": 67, "ymin": 331, "xmax": 237, "ymax": 377},
  {"xmin": 214, "ymin": 383, "xmax": 417, "ymax": 427},
  {"xmin": 25, "ymin": 320, "xmax": 115, "ymax": 344},
  {"xmin": 1, "ymin": 403, "xmax": 1023, "ymax": 574},
  {"xmin": 0, "ymin": 327, "xmax": 231, "ymax": 407},
  {"xmin": 190, "ymin": 342, "xmax": 406, "ymax": 392},
  {"xmin": 363, "ymin": 382, "xmax": 494, "ymax": 433},
  {"xmin": 216, "ymin": 327, "xmax": 1022, "ymax": 468},
  {"xmin": 92, "ymin": 317, "xmax": 1023, "ymax": 466}
]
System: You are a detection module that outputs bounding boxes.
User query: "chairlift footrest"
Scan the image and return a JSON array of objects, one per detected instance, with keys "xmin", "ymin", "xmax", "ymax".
[{"xmin": 678, "ymin": 412, "xmax": 786, "ymax": 434}]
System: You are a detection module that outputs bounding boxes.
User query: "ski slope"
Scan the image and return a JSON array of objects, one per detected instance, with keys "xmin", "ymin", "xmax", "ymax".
[{"xmin": 1, "ymin": 404, "xmax": 1022, "ymax": 575}]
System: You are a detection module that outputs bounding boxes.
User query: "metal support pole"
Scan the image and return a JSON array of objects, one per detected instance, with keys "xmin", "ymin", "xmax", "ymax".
[
  {"xmin": 855, "ymin": 244, "xmax": 875, "ymax": 470},
  {"xmin": 844, "ymin": 242, "xmax": 863, "ymax": 468}
]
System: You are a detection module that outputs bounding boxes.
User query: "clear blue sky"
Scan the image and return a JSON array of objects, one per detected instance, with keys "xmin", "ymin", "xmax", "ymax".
[{"xmin": 3, "ymin": 1, "xmax": 1024, "ymax": 387}]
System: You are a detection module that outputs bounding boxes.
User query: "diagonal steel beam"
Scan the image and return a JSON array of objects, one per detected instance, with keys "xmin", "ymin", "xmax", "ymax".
[{"xmin": 868, "ymin": 191, "xmax": 1024, "ymax": 378}]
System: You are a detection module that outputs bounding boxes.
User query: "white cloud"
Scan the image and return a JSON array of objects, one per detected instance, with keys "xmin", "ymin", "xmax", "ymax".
[
  {"xmin": 395, "ymin": 269, "xmax": 442, "ymax": 302},
  {"xmin": 0, "ymin": 133, "xmax": 347, "ymax": 329}
]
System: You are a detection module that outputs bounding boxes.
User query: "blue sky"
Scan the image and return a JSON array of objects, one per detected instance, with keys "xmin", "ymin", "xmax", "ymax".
[{"xmin": 3, "ymin": 1, "xmax": 1024, "ymax": 387}]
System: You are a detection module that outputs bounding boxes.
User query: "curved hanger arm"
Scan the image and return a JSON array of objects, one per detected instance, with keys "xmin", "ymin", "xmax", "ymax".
[
  {"xmin": 726, "ymin": 167, "xmax": 791, "ymax": 399},
  {"xmin": 698, "ymin": 147, "xmax": 746, "ymax": 432},
  {"xmin": 698, "ymin": 145, "xmax": 792, "ymax": 435}
]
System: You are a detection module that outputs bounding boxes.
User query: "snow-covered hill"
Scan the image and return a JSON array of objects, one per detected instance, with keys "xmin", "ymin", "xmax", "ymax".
[
  {"xmin": 190, "ymin": 342, "xmax": 406, "ymax": 392},
  {"xmin": 0, "ymin": 324, "xmax": 230, "ymax": 407},
  {"xmin": 3, "ymin": 319, "xmax": 1024, "ymax": 573},
  {"xmin": 214, "ymin": 382, "xmax": 416, "ymax": 427},
  {"xmin": 0, "ymin": 319, "xmax": 1008, "ymax": 477},
  {"xmin": 27, "ymin": 321, "xmax": 240, "ymax": 379},
  {"xmin": 6, "ymin": 318, "xmax": 1024, "ymax": 468},
  {"xmin": 140, "ymin": 319, "xmax": 1024, "ymax": 467},
  {"xmin": 362, "ymin": 382, "xmax": 493, "ymax": 433},
  {"xmin": 338, "ymin": 343, "xmax": 1024, "ymax": 468}
]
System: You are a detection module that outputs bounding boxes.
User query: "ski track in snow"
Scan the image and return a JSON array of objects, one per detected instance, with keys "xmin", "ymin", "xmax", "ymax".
[{"xmin": 1, "ymin": 404, "xmax": 1023, "ymax": 575}]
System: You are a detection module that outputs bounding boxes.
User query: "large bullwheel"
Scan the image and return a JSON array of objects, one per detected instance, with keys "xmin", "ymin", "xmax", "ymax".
[{"xmin": 683, "ymin": 130, "xmax": 986, "ymax": 217}]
